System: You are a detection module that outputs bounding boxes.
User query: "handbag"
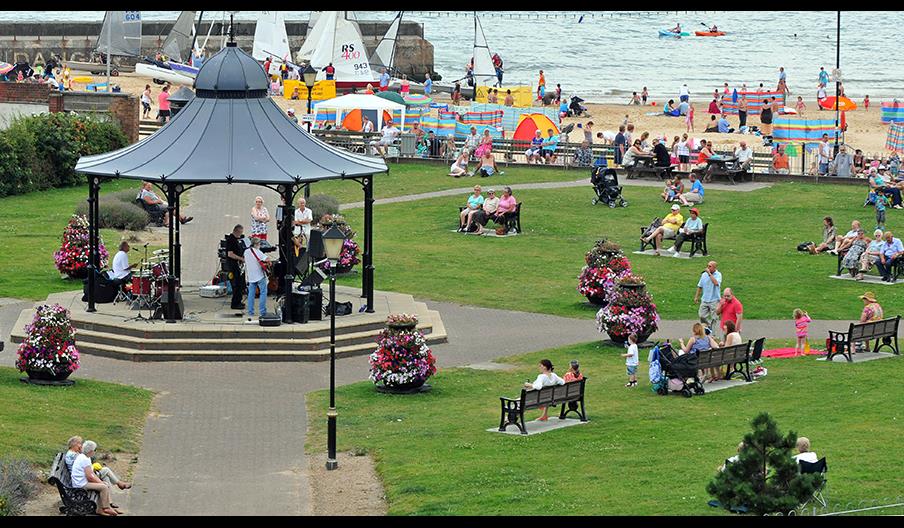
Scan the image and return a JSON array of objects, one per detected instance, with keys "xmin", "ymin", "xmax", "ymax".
[
  {"xmin": 642, "ymin": 218, "xmax": 662, "ymax": 239},
  {"xmin": 797, "ymin": 241, "xmax": 814, "ymax": 252},
  {"xmin": 495, "ymin": 226, "xmax": 507, "ymax": 236}
]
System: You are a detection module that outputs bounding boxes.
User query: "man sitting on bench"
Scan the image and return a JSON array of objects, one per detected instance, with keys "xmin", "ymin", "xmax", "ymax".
[
  {"xmin": 642, "ymin": 204, "xmax": 684, "ymax": 256},
  {"xmin": 877, "ymin": 230, "xmax": 904, "ymax": 282},
  {"xmin": 140, "ymin": 181, "xmax": 192, "ymax": 227},
  {"xmin": 668, "ymin": 207, "xmax": 703, "ymax": 256}
]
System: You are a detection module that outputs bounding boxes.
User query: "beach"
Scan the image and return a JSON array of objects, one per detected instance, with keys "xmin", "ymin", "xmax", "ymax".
[{"xmin": 100, "ymin": 72, "xmax": 892, "ymax": 157}]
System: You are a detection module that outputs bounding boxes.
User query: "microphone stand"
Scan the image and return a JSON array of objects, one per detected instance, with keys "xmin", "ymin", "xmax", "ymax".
[{"xmin": 125, "ymin": 243, "xmax": 154, "ymax": 323}]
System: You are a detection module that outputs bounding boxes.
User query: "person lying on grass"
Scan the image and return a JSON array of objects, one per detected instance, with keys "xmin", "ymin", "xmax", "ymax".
[{"xmin": 523, "ymin": 359, "xmax": 565, "ymax": 421}]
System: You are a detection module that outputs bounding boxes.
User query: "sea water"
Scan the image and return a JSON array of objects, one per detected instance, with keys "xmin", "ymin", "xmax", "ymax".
[{"xmin": 0, "ymin": 10, "xmax": 899, "ymax": 103}]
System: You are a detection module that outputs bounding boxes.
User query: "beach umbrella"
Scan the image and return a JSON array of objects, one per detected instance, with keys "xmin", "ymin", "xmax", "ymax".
[
  {"xmin": 375, "ymin": 91, "xmax": 406, "ymax": 105},
  {"xmin": 512, "ymin": 113, "xmax": 559, "ymax": 141},
  {"xmin": 818, "ymin": 96, "xmax": 857, "ymax": 111},
  {"xmin": 887, "ymin": 123, "xmax": 904, "ymax": 153},
  {"xmin": 0, "ymin": 62, "xmax": 13, "ymax": 76},
  {"xmin": 402, "ymin": 93, "xmax": 432, "ymax": 106}
]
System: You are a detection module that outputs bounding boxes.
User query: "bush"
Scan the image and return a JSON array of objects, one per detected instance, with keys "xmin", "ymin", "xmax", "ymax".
[
  {"xmin": 0, "ymin": 458, "xmax": 38, "ymax": 516},
  {"xmin": 75, "ymin": 199, "xmax": 149, "ymax": 231},
  {"xmin": 306, "ymin": 193, "xmax": 340, "ymax": 223},
  {"xmin": 0, "ymin": 112, "xmax": 128, "ymax": 198}
]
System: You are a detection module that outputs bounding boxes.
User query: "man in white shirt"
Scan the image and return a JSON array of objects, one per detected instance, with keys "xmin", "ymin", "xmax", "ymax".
[
  {"xmin": 817, "ymin": 134, "xmax": 833, "ymax": 175},
  {"xmin": 293, "ymin": 197, "xmax": 313, "ymax": 243},
  {"xmin": 242, "ymin": 237, "xmax": 269, "ymax": 321},
  {"xmin": 371, "ymin": 121, "xmax": 399, "ymax": 157},
  {"xmin": 71, "ymin": 440, "xmax": 117, "ymax": 516},
  {"xmin": 110, "ymin": 240, "xmax": 133, "ymax": 280},
  {"xmin": 734, "ymin": 141, "xmax": 753, "ymax": 170}
]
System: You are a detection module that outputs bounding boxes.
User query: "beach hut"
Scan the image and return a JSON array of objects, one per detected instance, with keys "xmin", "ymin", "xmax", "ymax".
[
  {"xmin": 512, "ymin": 113, "xmax": 560, "ymax": 141},
  {"xmin": 313, "ymin": 93, "xmax": 406, "ymax": 131},
  {"xmin": 887, "ymin": 123, "xmax": 904, "ymax": 153}
]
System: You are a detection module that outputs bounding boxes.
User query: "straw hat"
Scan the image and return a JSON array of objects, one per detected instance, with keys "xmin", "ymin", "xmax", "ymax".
[{"xmin": 859, "ymin": 291, "xmax": 878, "ymax": 303}]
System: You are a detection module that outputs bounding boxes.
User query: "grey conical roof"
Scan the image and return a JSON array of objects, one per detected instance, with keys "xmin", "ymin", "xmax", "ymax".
[
  {"xmin": 194, "ymin": 41, "xmax": 270, "ymax": 94},
  {"xmin": 168, "ymin": 86, "xmax": 195, "ymax": 105}
]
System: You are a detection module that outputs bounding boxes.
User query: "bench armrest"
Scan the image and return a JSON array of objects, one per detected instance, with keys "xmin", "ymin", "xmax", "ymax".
[{"xmin": 500, "ymin": 396, "xmax": 521, "ymax": 403}]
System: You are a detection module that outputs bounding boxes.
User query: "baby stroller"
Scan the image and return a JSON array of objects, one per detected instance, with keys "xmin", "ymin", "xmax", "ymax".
[
  {"xmin": 590, "ymin": 167, "xmax": 628, "ymax": 208},
  {"xmin": 654, "ymin": 341, "xmax": 705, "ymax": 397},
  {"xmin": 569, "ymin": 95, "xmax": 590, "ymax": 117}
]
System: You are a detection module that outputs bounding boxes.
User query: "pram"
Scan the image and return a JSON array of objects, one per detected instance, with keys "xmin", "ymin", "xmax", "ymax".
[
  {"xmin": 569, "ymin": 95, "xmax": 590, "ymax": 117},
  {"xmin": 590, "ymin": 167, "xmax": 628, "ymax": 208},
  {"xmin": 652, "ymin": 341, "xmax": 705, "ymax": 397}
]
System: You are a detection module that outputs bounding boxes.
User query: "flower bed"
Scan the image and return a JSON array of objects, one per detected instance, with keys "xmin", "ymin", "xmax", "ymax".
[
  {"xmin": 369, "ymin": 314, "xmax": 436, "ymax": 391},
  {"xmin": 577, "ymin": 240, "xmax": 632, "ymax": 306},
  {"xmin": 53, "ymin": 214, "xmax": 108, "ymax": 279},
  {"xmin": 596, "ymin": 276, "xmax": 660, "ymax": 344},
  {"xmin": 16, "ymin": 304, "xmax": 81, "ymax": 379}
]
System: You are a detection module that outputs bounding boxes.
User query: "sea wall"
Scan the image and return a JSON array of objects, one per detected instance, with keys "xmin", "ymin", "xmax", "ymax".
[{"xmin": 0, "ymin": 19, "xmax": 435, "ymax": 80}]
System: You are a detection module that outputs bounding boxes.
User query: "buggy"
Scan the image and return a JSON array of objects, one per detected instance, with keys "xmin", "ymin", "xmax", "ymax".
[
  {"xmin": 653, "ymin": 341, "xmax": 705, "ymax": 397},
  {"xmin": 590, "ymin": 167, "xmax": 628, "ymax": 208}
]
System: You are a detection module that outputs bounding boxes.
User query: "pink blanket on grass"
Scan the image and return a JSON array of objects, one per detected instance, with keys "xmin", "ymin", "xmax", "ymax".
[{"xmin": 761, "ymin": 348, "xmax": 826, "ymax": 358}]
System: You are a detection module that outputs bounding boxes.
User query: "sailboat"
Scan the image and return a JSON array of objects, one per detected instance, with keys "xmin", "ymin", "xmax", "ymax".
[
  {"xmin": 369, "ymin": 11, "xmax": 402, "ymax": 76},
  {"xmin": 134, "ymin": 11, "xmax": 199, "ymax": 86},
  {"xmin": 67, "ymin": 11, "xmax": 142, "ymax": 75},
  {"xmin": 296, "ymin": 11, "xmax": 373, "ymax": 90},
  {"xmin": 252, "ymin": 11, "xmax": 291, "ymax": 75},
  {"xmin": 431, "ymin": 12, "xmax": 497, "ymax": 99}
]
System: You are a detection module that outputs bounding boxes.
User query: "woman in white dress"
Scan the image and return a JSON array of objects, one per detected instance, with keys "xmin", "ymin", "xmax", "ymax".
[{"xmin": 523, "ymin": 359, "xmax": 565, "ymax": 421}]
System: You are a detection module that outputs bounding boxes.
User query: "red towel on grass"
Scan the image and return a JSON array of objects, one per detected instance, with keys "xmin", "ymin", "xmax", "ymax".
[{"xmin": 761, "ymin": 347, "xmax": 826, "ymax": 358}]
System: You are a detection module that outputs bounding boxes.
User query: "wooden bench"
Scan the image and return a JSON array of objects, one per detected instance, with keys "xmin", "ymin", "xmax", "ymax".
[
  {"xmin": 826, "ymin": 316, "xmax": 900, "ymax": 362},
  {"xmin": 835, "ymin": 250, "xmax": 904, "ymax": 280},
  {"xmin": 48, "ymin": 451, "xmax": 99, "ymax": 516},
  {"xmin": 696, "ymin": 340, "xmax": 754, "ymax": 385},
  {"xmin": 458, "ymin": 202, "xmax": 522, "ymax": 234},
  {"xmin": 640, "ymin": 222, "xmax": 709, "ymax": 256},
  {"xmin": 499, "ymin": 379, "xmax": 587, "ymax": 434}
]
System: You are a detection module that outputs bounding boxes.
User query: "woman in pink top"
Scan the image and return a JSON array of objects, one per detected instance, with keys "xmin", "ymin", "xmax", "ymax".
[
  {"xmin": 492, "ymin": 186, "xmax": 517, "ymax": 230},
  {"xmin": 793, "ymin": 308, "xmax": 811, "ymax": 356},
  {"xmin": 157, "ymin": 85, "xmax": 172, "ymax": 123},
  {"xmin": 474, "ymin": 129, "xmax": 493, "ymax": 158}
]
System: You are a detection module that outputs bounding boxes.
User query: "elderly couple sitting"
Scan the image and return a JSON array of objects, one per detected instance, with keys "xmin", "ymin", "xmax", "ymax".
[
  {"xmin": 458, "ymin": 185, "xmax": 518, "ymax": 235},
  {"xmin": 64, "ymin": 435, "xmax": 132, "ymax": 516},
  {"xmin": 641, "ymin": 204, "xmax": 704, "ymax": 256}
]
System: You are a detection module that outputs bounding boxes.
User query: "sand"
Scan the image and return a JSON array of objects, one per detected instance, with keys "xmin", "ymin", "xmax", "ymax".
[{"xmin": 84, "ymin": 71, "xmax": 894, "ymax": 157}]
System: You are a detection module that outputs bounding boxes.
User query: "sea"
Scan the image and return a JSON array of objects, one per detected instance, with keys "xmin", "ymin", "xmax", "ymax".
[{"xmin": 0, "ymin": 10, "xmax": 900, "ymax": 104}]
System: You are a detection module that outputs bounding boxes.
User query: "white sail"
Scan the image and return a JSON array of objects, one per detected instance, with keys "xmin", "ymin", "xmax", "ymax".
[
  {"xmin": 298, "ymin": 11, "xmax": 330, "ymax": 62},
  {"xmin": 162, "ymin": 11, "xmax": 196, "ymax": 63},
  {"xmin": 472, "ymin": 12, "xmax": 496, "ymax": 85},
  {"xmin": 369, "ymin": 11, "xmax": 402, "ymax": 73},
  {"xmin": 306, "ymin": 11, "xmax": 321, "ymax": 37},
  {"xmin": 299, "ymin": 12, "xmax": 372, "ymax": 82},
  {"xmin": 97, "ymin": 11, "xmax": 143, "ymax": 57},
  {"xmin": 252, "ymin": 11, "xmax": 291, "ymax": 62}
]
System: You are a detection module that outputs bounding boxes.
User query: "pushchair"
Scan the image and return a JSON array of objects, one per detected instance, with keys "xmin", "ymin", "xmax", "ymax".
[
  {"xmin": 590, "ymin": 167, "xmax": 628, "ymax": 208},
  {"xmin": 653, "ymin": 341, "xmax": 705, "ymax": 397},
  {"xmin": 569, "ymin": 95, "xmax": 590, "ymax": 117}
]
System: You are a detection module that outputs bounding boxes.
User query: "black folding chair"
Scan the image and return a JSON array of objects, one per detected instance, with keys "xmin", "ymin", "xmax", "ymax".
[{"xmin": 799, "ymin": 457, "xmax": 828, "ymax": 508}]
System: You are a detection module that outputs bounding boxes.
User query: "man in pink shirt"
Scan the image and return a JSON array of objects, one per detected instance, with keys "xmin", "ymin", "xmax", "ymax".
[
  {"xmin": 716, "ymin": 288, "xmax": 743, "ymax": 339},
  {"xmin": 492, "ymin": 186, "xmax": 518, "ymax": 232},
  {"xmin": 157, "ymin": 85, "xmax": 171, "ymax": 123}
]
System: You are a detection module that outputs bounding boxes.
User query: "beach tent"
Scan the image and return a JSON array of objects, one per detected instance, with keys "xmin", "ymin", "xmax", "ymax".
[
  {"xmin": 512, "ymin": 113, "xmax": 560, "ymax": 141},
  {"xmin": 313, "ymin": 93, "xmax": 406, "ymax": 131},
  {"xmin": 772, "ymin": 117, "xmax": 838, "ymax": 145},
  {"xmin": 721, "ymin": 91, "xmax": 785, "ymax": 115},
  {"xmin": 887, "ymin": 123, "xmax": 904, "ymax": 153},
  {"xmin": 342, "ymin": 109, "xmax": 393, "ymax": 131},
  {"xmin": 469, "ymin": 103, "xmax": 559, "ymax": 133},
  {"xmin": 881, "ymin": 101, "xmax": 904, "ymax": 124}
]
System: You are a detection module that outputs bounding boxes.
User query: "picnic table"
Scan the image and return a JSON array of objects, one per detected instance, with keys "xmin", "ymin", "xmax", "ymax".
[
  {"xmin": 703, "ymin": 155, "xmax": 749, "ymax": 185},
  {"xmin": 625, "ymin": 153, "xmax": 672, "ymax": 180}
]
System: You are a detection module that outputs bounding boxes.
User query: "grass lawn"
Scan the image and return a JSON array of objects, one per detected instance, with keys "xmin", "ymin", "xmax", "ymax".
[
  {"xmin": 336, "ymin": 181, "xmax": 904, "ymax": 320},
  {"xmin": 305, "ymin": 342, "xmax": 904, "ymax": 515},
  {"xmin": 0, "ymin": 180, "xmax": 160, "ymax": 300},
  {"xmin": 0, "ymin": 366, "xmax": 153, "ymax": 467}
]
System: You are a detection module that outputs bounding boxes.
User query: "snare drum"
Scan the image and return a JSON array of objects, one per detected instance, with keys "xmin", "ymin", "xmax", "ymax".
[
  {"xmin": 131, "ymin": 273, "xmax": 153, "ymax": 295},
  {"xmin": 152, "ymin": 262, "xmax": 169, "ymax": 278}
]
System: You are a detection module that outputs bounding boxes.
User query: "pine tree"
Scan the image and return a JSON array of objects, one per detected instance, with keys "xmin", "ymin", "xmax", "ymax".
[{"xmin": 706, "ymin": 412, "xmax": 823, "ymax": 515}]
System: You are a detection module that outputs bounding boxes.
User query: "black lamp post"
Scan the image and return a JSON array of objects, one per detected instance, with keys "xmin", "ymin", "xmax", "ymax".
[
  {"xmin": 322, "ymin": 224, "xmax": 347, "ymax": 471},
  {"xmin": 833, "ymin": 10, "xmax": 841, "ymax": 156},
  {"xmin": 302, "ymin": 64, "xmax": 318, "ymax": 133}
]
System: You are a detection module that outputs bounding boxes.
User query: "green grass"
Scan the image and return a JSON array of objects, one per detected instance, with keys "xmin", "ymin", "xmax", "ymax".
[
  {"xmin": 0, "ymin": 366, "xmax": 153, "ymax": 467},
  {"xmin": 336, "ymin": 181, "xmax": 904, "ymax": 320},
  {"xmin": 305, "ymin": 343, "xmax": 904, "ymax": 515}
]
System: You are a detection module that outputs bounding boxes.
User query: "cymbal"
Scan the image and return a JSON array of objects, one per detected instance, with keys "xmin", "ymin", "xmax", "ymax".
[{"xmin": 153, "ymin": 249, "xmax": 169, "ymax": 255}]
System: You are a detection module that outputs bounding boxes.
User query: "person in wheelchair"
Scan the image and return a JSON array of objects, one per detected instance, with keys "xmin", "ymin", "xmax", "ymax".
[{"xmin": 591, "ymin": 167, "xmax": 628, "ymax": 208}]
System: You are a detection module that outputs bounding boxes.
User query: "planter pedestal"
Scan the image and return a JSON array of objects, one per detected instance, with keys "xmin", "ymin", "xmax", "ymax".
[
  {"xmin": 375, "ymin": 381, "xmax": 432, "ymax": 394},
  {"xmin": 21, "ymin": 369, "xmax": 74, "ymax": 386}
]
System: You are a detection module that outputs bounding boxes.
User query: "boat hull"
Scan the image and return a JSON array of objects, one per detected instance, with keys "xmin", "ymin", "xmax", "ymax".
[
  {"xmin": 134, "ymin": 63, "xmax": 194, "ymax": 86},
  {"xmin": 67, "ymin": 60, "xmax": 135, "ymax": 74}
]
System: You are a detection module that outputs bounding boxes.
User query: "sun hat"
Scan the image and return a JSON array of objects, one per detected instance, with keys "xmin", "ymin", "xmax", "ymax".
[
  {"xmin": 671, "ymin": 204, "xmax": 680, "ymax": 211},
  {"xmin": 287, "ymin": 108, "xmax": 295, "ymax": 114},
  {"xmin": 690, "ymin": 207, "xmax": 700, "ymax": 215},
  {"xmin": 860, "ymin": 291, "xmax": 878, "ymax": 303},
  {"xmin": 487, "ymin": 189, "xmax": 496, "ymax": 193}
]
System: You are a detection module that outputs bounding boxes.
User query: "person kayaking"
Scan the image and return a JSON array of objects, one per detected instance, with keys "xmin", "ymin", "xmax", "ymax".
[
  {"xmin": 670, "ymin": 23, "xmax": 682, "ymax": 34},
  {"xmin": 709, "ymin": 24, "xmax": 719, "ymax": 33}
]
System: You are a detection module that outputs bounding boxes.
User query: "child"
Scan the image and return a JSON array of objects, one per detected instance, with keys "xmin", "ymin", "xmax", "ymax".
[
  {"xmin": 875, "ymin": 190, "xmax": 889, "ymax": 231},
  {"xmin": 793, "ymin": 309, "xmax": 811, "ymax": 356},
  {"xmin": 863, "ymin": 94, "xmax": 870, "ymax": 110},
  {"xmin": 563, "ymin": 360, "xmax": 583, "ymax": 382},
  {"xmin": 641, "ymin": 86, "xmax": 648, "ymax": 104},
  {"xmin": 796, "ymin": 96, "xmax": 806, "ymax": 117},
  {"xmin": 622, "ymin": 333, "xmax": 639, "ymax": 387}
]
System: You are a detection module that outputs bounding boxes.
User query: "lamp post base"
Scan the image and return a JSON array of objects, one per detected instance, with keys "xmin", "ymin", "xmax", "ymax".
[
  {"xmin": 325, "ymin": 458, "xmax": 338, "ymax": 471},
  {"xmin": 326, "ymin": 406, "xmax": 338, "ymax": 470}
]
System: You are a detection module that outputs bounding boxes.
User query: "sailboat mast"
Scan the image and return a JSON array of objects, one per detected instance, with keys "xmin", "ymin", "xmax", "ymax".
[
  {"xmin": 389, "ymin": 11, "xmax": 402, "ymax": 75},
  {"xmin": 190, "ymin": 11, "xmax": 203, "ymax": 60},
  {"xmin": 105, "ymin": 12, "xmax": 112, "ymax": 92}
]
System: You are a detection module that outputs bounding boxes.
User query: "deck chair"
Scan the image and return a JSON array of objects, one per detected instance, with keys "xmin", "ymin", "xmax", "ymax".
[{"xmin": 799, "ymin": 457, "xmax": 828, "ymax": 508}]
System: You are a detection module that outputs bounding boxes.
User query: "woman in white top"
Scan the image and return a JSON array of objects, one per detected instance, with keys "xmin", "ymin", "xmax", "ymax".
[
  {"xmin": 793, "ymin": 436, "xmax": 819, "ymax": 464},
  {"xmin": 720, "ymin": 320, "xmax": 742, "ymax": 347},
  {"xmin": 141, "ymin": 84, "xmax": 152, "ymax": 119},
  {"xmin": 250, "ymin": 196, "xmax": 271, "ymax": 241},
  {"xmin": 449, "ymin": 151, "xmax": 470, "ymax": 178},
  {"xmin": 523, "ymin": 359, "xmax": 565, "ymax": 421},
  {"xmin": 71, "ymin": 440, "xmax": 118, "ymax": 516},
  {"xmin": 622, "ymin": 139, "xmax": 645, "ymax": 167}
]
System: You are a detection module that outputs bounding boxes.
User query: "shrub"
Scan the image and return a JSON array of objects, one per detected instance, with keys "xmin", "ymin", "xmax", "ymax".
[
  {"xmin": 75, "ymin": 199, "xmax": 149, "ymax": 231},
  {"xmin": 306, "ymin": 193, "xmax": 340, "ymax": 223},
  {"xmin": 0, "ymin": 458, "xmax": 38, "ymax": 516}
]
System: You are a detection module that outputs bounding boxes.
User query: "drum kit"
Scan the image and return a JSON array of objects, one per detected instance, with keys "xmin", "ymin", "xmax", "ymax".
[{"xmin": 126, "ymin": 247, "xmax": 180, "ymax": 321}]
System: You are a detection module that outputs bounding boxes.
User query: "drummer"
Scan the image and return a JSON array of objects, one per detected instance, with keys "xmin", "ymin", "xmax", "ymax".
[{"xmin": 110, "ymin": 241, "xmax": 134, "ymax": 281}]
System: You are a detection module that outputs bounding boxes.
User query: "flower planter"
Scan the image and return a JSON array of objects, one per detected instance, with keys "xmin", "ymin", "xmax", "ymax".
[
  {"xmin": 26, "ymin": 369, "xmax": 72, "ymax": 382},
  {"xmin": 577, "ymin": 242, "xmax": 632, "ymax": 308},
  {"xmin": 387, "ymin": 322, "xmax": 418, "ymax": 332},
  {"xmin": 375, "ymin": 379, "xmax": 432, "ymax": 394},
  {"xmin": 370, "ymin": 315, "xmax": 437, "ymax": 393},
  {"xmin": 596, "ymin": 279, "xmax": 660, "ymax": 346},
  {"xmin": 586, "ymin": 294, "xmax": 608, "ymax": 307}
]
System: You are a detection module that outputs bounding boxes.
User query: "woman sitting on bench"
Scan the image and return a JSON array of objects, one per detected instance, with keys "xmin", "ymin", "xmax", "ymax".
[
  {"xmin": 459, "ymin": 186, "xmax": 484, "ymax": 232},
  {"xmin": 523, "ymin": 359, "xmax": 565, "ymax": 421},
  {"xmin": 678, "ymin": 323, "xmax": 721, "ymax": 383}
]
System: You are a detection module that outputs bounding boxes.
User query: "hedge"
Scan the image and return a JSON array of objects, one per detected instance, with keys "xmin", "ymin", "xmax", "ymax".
[{"xmin": 0, "ymin": 112, "xmax": 128, "ymax": 198}]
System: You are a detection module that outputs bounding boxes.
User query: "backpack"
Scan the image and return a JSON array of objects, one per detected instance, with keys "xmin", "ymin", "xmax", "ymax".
[
  {"xmin": 796, "ymin": 241, "xmax": 814, "ymax": 252},
  {"xmin": 642, "ymin": 218, "xmax": 662, "ymax": 239}
]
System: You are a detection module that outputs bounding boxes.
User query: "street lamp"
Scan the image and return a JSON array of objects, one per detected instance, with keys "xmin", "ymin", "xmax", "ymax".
[
  {"xmin": 302, "ymin": 64, "xmax": 318, "ymax": 133},
  {"xmin": 833, "ymin": 10, "xmax": 841, "ymax": 156},
  {"xmin": 322, "ymin": 224, "xmax": 347, "ymax": 471}
]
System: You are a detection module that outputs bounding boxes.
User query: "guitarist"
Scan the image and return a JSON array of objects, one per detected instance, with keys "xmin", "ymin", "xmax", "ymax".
[
  {"xmin": 243, "ymin": 237, "xmax": 270, "ymax": 322},
  {"xmin": 225, "ymin": 224, "xmax": 246, "ymax": 311}
]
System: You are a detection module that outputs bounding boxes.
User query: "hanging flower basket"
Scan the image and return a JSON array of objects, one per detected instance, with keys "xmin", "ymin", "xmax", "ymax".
[
  {"xmin": 369, "ymin": 314, "xmax": 436, "ymax": 393},
  {"xmin": 577, "ymin": 240, "xmax": 632, "ymax": 306},
  {"xmin": 596, "ymin": 275, "xmax": 660, "ymax": 345},
  {"xmin": 16, "ymin": 304, "xmax": 80, "ymax": 385}
]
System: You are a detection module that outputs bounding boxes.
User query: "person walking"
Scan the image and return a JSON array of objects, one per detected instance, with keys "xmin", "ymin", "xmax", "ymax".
[
  {"xmin": 141, "ymin": 84, "xmax": 152, "ymax": 119},
  {"xmin": 693, "ymin": 261, "xmax": 722, "ymax": 331}
]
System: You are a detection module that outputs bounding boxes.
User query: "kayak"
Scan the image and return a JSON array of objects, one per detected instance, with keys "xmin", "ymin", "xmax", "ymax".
[
  {"xmin": 695, "ymin": 31, "xmax": 726, "ymax": 37},
  {"xmin": 658, "ymin": 29, "xmax": 689, "ymax": 37}
]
